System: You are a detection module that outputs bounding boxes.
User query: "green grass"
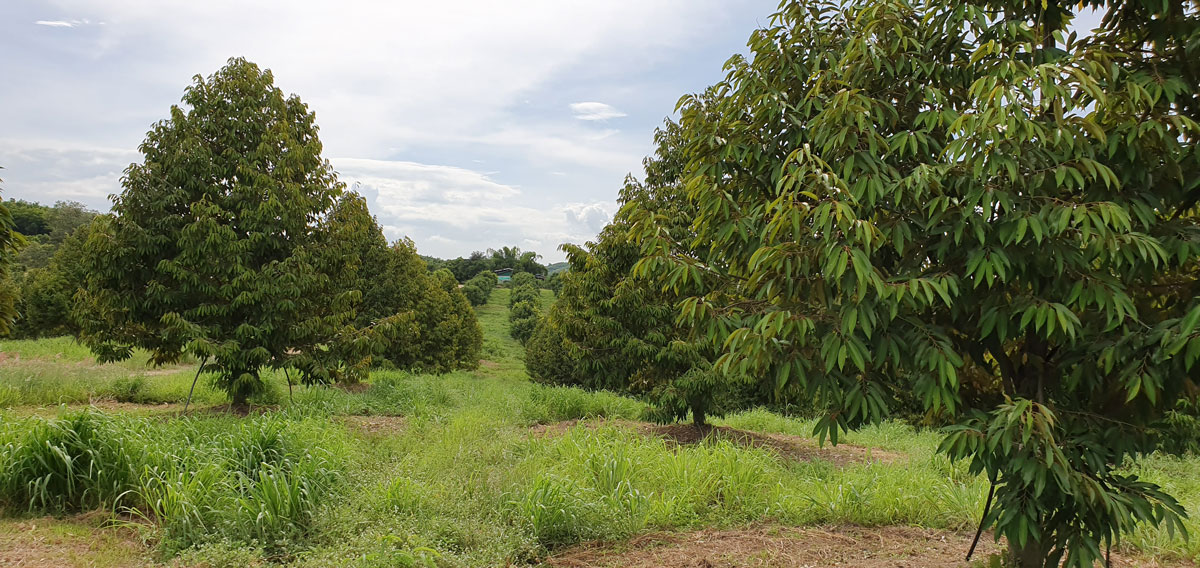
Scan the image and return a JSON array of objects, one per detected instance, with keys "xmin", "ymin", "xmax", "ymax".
[
  {"xmin": 1, "ymin": 292, "xmax": 1198, "ymax": 566},
  {"xmin": 0, "ymin": 336, "xmax": 223, "ymax": 408}
]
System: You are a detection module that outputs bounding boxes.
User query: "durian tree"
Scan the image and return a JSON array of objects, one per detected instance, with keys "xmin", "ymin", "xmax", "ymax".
[
  {"xmin": 78, "ymin": 57, "xmax": 352, "ymax": 407},
  {"xmin": 627, "ymin": 1, "xmax": 1200, "ymax": 565}
]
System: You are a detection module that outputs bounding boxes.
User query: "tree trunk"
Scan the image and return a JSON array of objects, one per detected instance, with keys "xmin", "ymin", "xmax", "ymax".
[
  {"xmin": 228, "ymin": 368, "xmax": 257, "ymax": 413},
  {"xmin": 692, "ymin": 405, "xmax": 707, "ymax": 429},
  {"xmin": 1010, "ymin": 537, "xmax": 1048, "ymax": 568}
]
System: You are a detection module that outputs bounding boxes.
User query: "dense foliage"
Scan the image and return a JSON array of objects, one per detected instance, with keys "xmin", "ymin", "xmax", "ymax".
[
  {"xmin": 76, "ymin": 58, "xmax": 353, "ymax": 406},
  {"xmin": 463, "ymin": 270, "xmax": 498, "ymax": 306},
  {"xmin": 524, "ymin": 123, "xmax": 762, "ymax": 427},
  {"xmin": 444, "ymin": 246, "xmax": 547, "ymax": 282},
  {"xmin": 623, "ymin": 1, "xmax": 1200, "ymax": 565},
  {"xmin": 525, "ymin": 207, "xmax": 729, "ymax": 425},
  {"xmin": 508, "ymin": 274, "xmax": 541, "ymax": 343},
  {"xmin": 0, "ymin": 175, "xmax": 22, "ymax": 335},
  {"xmin": 15, "ymin": 223, "xmax": 93, "ymax": 338},
  {"xmin": 296, "ymin": 193, "xmax": 483, "ymax": 379}
]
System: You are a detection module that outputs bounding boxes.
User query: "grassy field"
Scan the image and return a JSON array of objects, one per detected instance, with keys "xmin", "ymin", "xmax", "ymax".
[{"xmin": 1, "ymin": 287, "xmax": 1197, "ymax": 567}]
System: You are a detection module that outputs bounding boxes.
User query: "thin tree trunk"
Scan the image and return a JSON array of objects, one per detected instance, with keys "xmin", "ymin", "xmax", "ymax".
[
  {"xmin": 284, "ymin": 368, "xmax": 294, "ymax": 404},
  {"xmin": 182, "ymin": 356, "xmax": 209, "ymax": 414}
]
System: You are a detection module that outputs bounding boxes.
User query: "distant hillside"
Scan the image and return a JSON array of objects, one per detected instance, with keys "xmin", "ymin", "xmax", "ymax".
[{"xmin": 546, "ymin": 262, "xmax": 569, "ymax": 275}]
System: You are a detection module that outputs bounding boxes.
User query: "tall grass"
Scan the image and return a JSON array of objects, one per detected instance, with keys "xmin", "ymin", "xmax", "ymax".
[
  {"xmin": 0, "ymin": 408, "xmax": 349, "ymax": 558},
  {"xmin": 0, "ymin": 409, "xmax": 141, "ymax": 512}
]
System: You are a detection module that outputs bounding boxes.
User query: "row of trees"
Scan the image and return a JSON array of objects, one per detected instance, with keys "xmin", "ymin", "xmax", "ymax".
[
  {"xmin": 527, "ymin": 1, "xmax": 1199, "ymax": 566},
  {"xmin": 3, "ymin": 58, "xmax": 483, "ymax": 406},
  {"xmin": 508, "ymin": 272, "xmax": 541, "ymax": 343},
  {"xmin": 462, "ymin": 270, "xmax": 499, "ymax": 306}
]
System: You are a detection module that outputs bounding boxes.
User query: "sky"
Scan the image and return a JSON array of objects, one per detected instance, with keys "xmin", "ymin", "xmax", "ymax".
[{"xmin": 0, "ymin": 0, "xmax": 783, "ymax": 262}]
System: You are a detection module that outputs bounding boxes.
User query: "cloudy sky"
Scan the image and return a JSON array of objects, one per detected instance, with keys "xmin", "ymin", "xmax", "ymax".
[{"xmin": 1, "ymin": 0, "xmax": 782, "ymax": 262}]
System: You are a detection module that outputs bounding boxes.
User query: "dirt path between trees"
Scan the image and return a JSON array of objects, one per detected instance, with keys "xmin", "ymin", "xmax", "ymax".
[
  {"xmin": 530, "ymin": 419, "xmax": 904, "ymax": 467},
  {"xmin": 546, "ymin": 524, "xmax": 1194, "ymax": 568}
]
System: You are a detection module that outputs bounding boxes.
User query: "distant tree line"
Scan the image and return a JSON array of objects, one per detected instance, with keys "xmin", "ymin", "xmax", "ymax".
[
  {"xmin": 439, "ymin": 246, "xmax": 547, "ymax": 282},
  {"xmin": 0, "ymin": 200, "xmax": 98, "ymax": 339}
]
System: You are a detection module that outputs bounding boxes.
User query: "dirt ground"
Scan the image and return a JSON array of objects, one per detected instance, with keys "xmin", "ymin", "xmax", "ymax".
[
  {"xmin": 0, "ymin": 513, "xmax": 151, "ymax": 568},
  {"xmin": 339, "ymin": 414, "xmax": 408, "ymax": 436},
  {"xmin": 546, "ymin": 525, "xmax": 1196, "ymax": 568},
  {"xmin": 530, "ymin": 419, "xmax": 903, "ymax": 467}
]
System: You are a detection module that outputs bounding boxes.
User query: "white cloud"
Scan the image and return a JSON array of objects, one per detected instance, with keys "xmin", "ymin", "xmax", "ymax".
[
  {"xmin": 33, "ymin": 19, "xmax": 101, "ymax": 28},
  {"xmin": 569, "ymin": 102, "xmax": 627, "ymax": 121},
  {"xmin": 2, "ymin": 0, "xmax": 783, "ymax": 260},
  {"xmin": 562, "ymin": 202, "xmax": 617, "ymax": 235},
  {"xmin": 0, "ymin": 139, "xmax": 136, "ymax": 209},
  {"xmin": 333, "ymin": 157, "xmax": 616, "ymax": 260}
]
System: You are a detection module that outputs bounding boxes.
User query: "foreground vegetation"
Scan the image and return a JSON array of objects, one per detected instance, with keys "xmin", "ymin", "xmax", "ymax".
[{"xmin": 0, "ymin": 289, "xmax": 1196, "ymax": 567}]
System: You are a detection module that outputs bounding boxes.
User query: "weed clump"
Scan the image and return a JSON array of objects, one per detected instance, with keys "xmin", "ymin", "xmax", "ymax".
[
  {"xmin": 0, "ymin": 409, "xmax": 347, "ymax": 558},
  {"xmin": 521, "ymin": 384, "xmax": 644, "ymax": 425},
  {"xmin": 0, "ymin": 409, "xmax": 142, "ymax": 513}
]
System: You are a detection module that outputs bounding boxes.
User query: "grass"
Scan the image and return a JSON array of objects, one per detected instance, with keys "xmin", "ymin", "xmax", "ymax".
[
  {"xmin": 0, "ymin": 336, "xmax": 223, "ymax": 408},
  {"xmin": 1, "ymin": 291, "xmax": 1198, "ymax": 566}
]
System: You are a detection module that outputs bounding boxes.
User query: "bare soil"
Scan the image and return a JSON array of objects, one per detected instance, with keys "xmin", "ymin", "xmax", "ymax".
[
  {"xmin": 340, "ymin": 414, "xmax": 407, "ymax": 436},
  {"xmin": 0, "ymin": 512, "xmax": 151, "ymax": 568},
  {"xmin": 530, "ymin": 419, "xmax": 902, "ymax": 467},
  {"xmin": 545, "ymin": 525, "xmax": 1195, "ymax": 568}
]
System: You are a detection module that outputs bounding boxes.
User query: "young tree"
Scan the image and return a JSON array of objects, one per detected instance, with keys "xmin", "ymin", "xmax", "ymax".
[
  {"xmin": 293, "ymin": 192, "xmax": 482, "ymax": 377},
  {"xmin": 77, "ymin": 58, "xmax": 350, "ymax": 407},
  {"xmin": 628, "ymin": 1, "xmax": 1199, "ymax": 565},
  {"xmin": 407, "ymin": 268, "xmax": 481, "ymax": 372}
]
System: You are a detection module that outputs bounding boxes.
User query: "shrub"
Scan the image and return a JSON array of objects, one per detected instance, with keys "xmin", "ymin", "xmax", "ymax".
[
  {"xmin": 525, "ymin": 316, "xmax": 578, "ymax": 386},
  {"xmin": 511, "ymin": 272, "xmax": 537, "ymax": 289},
  {"xmin": 508, "ymin": 286, "xmax": 539, "ymax": 309},
  {"xmin": 462, "ymin": 284, "xmax": 487, "ymax": 307},
  {"xmin": 509, "ymin": 315, "xmax": 538, "ymax": 344},
  {"xmin": 509, "ymin": 300, "xmax": 538, "ymax": 322}
]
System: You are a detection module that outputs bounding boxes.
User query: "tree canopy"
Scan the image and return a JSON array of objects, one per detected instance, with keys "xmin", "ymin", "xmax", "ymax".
[
  {"xmin": 77, "ymin": 57, "xmax": 352, "ymax": 406},
  {"xmin": 444, "ymin": 246, "xmax": 547, "ymax": 281},
  {"xmin": 623, "ymin": 0, "xmax": 1200, "ymax": 565}
]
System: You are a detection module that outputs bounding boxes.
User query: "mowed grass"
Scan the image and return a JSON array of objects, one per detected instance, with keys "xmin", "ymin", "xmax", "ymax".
[{"xmin": 1, "ymin": 286, "xmax": 1198, "ymax": 566}]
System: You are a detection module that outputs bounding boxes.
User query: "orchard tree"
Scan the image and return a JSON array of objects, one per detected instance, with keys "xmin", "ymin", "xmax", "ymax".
[
  {"xmin": 78, "ymin": 58, "xmax": 352, "ymax": 407},
  {"xmin": 17, "ymin": 222, "xmax": 94, "ymax": 338},
  {"xmin": 414, "ymin": 268, "xmax": 482, "ymax": 372},
  {"xmin": 628, "ymin": 1, "xmax": 1200, "ymax": 565},
  {"xmin": 528, "ymin": 135, "xmax": 745, "ymax": 426},
  {"xmin": 301, "ymin": 192, "xmax": 482, "ymax": 376}
]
